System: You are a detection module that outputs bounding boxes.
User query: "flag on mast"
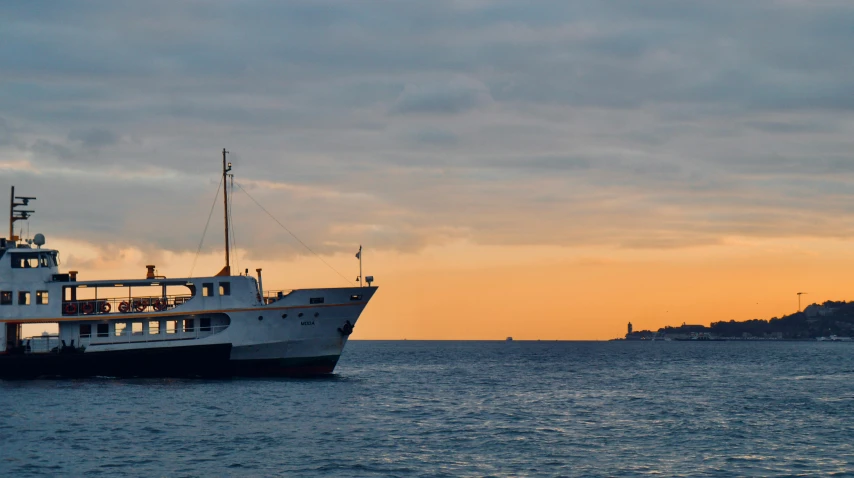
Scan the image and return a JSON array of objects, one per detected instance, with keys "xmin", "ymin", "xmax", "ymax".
[{"xmin": 355, "ymin": 245, "xmax": 361, "ymax": 259}]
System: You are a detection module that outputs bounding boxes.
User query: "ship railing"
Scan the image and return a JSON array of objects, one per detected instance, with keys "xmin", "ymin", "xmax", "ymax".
[
  {"xmin": 60, "ymin": 294, "xmax": 194, "ymax": 316},
  {"xmin": 262, "ymin": 289, "xmax": 293, "ymax": 304},
  {"xmin": 78, "ymin": 324, "xmax": 230, "ymax": 347},
  {"xmin": 17, "ymin": 335, "xmax": 62, "ymax": 354}
]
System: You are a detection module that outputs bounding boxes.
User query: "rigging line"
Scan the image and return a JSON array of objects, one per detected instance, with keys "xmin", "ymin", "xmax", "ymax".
[
  {"xmin": 228, "ymin": 176, "xmax": 234, "ymax": 272},
  {"xmin": 189, "ymin": 176, "xmax": 224, "ymax": 277},
  {"xmin": 234, "ymin": 181, "xmax": 352, "ymax": 286},
  {"xmin": 229, "ymin": 174, "xmax": 239, "ymax": 275}
]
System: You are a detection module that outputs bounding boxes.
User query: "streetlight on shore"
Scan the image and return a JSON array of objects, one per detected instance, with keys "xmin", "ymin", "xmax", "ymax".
[{"xmin": 797, "ymin": 292, "xmax": 808, "ymax": 312}]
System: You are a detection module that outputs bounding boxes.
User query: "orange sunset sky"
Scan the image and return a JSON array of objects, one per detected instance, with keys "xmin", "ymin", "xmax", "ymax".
[{"xmin": 3, "ymin": 2, "xmax": 854, "ymax": 339}]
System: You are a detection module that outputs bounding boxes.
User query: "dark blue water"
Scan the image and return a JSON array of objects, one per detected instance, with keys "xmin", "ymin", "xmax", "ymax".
[{"xmin": 1, "ymin": 341, "xmax": 853, "ymax": 477}]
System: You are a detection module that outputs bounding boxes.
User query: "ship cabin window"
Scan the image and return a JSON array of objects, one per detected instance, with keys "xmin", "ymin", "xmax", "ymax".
[
  {"xmin": 36, "ymin": 291, "xmax": 48, "ymax": 305},
  {"xmin": 350, "ymin": 294, "xmax": 362, "ymax": 301},
  {"xmin": 7, "ymin": 252, "xmax": 55, "ymax": 268},
  {"xmin": 1, "ymin": 291, "xmax": 12, "ymax": 305},
  {"xmin": 80, "ymin": 324, "xmax": 91, "ymax": 338},
  {"xmin": 219, "ymin": 282, "xmax": 230, "ymax": 296},
  {"xmin": 310, "ymin": 297, "xmax": 324, "ymax": 304},
  {"xmin": 18, "ymin": 291, "xmax": 31, "ymax": 305},
  {"xmin": 184, "ymin": 319, "xmax": 195, "ymax": 333},
  {"xmin": 97, "ymin": 324, "xmax": 109, "ymax": 338},
  {"xmin": 200, "ymin": 317, "xmax": 211, "ymax": 332},
  {"xmin": 202, "ymin": 283, "xmax": 214, "ymax": 297},
  {"xmin": 166, "ymin": 320, "xmax": 177, "ymax": 334},
  {"xmin": 132, "ymin": 322, "xmax": 143, "ymax": 336},
  {"xmin": 115, "ymin": 322, "xmax": 127, "ymax": 337},
  {"xmin": 11, "ymin": 253, "xmax": 40, "ymax": 268},
  {"xmin": 149, "ymin": 321, "xmax": 160, "ymax": 335}
]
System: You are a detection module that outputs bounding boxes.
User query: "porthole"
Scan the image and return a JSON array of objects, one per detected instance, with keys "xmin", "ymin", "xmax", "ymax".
[
  {"xmin": 258, "ymin": 316, "xmax": 263, "ymax": 321},
  {"xmin": 281, "ymin": 313, "xmax": 288, "ymax": 319},
  {"xmin": 314, "ymin": 312, "xmax": 319, "ymax": 318},
  {"xmin": 298, "ymin": 313, "xmax": 303, "ymax": 317}
]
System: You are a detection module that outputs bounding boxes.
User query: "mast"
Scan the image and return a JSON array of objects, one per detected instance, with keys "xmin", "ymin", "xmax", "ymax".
[
  {"xmin": 221, "ymin": 148, "xmax": 232, "ymax": 276},
  {"xmin": 7, "ymin": 186, "xmax": 12, "ymax": 241},
  {"xmin": 8, "ymin": 186, "xmax": 36, "ymax": 242}
]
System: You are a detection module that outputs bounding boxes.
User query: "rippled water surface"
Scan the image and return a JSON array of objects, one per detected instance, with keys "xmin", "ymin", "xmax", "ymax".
[{"xmin": 2, "ymin": 341, "xmax": 854, "ymax": 476}]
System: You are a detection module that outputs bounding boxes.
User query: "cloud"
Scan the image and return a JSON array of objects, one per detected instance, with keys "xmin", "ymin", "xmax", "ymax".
[
  {"xmin": 492, "ymin": 155, "xmax": 591, "ymax": 172},
  {"xmin": 391, "ymin": 77, "xmax": 492, "ymax": 115},
  {"xmin": 0, "ymin": 117, "xmax": 26, "ymax": 149},
  {"xmin": 2, "ymin": 0, "xmax": 854, "ymax": 257},
  {"xmin": 407, "ymin": 128, "xmax": 459, "ymax": 146},
  {"xmin": 30, "ymin": 139, "xmax": 75, "ymax": 160},
  {"xmin": 68, "ymin": 128, "xmax": 119, "ymax": 149}
]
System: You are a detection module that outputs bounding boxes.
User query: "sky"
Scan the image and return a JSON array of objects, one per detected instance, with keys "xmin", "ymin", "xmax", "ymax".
[{"xmin": 3, "ymin": 0, "xmax": 854, "ymax": 339}]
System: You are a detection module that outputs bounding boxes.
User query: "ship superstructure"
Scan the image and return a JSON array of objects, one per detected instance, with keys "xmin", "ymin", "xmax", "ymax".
[{"xmin": 0, "ymin": 152, "xmax": 376, "ymax": 378}]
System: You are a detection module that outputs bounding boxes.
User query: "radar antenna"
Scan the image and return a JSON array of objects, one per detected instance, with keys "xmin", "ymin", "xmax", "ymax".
[{"xmin": 8, "ymin": 186, "xmax": 36, "ymax": 242}]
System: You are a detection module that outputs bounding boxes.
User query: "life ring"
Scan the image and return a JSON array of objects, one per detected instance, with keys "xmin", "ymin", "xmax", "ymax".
[
  {"xmin": 133, "ymin": 300, "xmax": 146, "ymax": 312},
  {"xmin": 100, "ymin": 302, "xmax": 111, "ymax": 313},
  {"xmin": 81, "ymin": 302, "xmax": 94, "ymax": 314},
  {"xmin": 64, "ymin": 303, "xmax": 78, "ymax": 315},
  {"xmin": 153, "ymin": 299, "xmax": 165, "ymax": 311},
  {"xmin": 118, "ymin": 301, "xmax": 130, "ymax": 313}
]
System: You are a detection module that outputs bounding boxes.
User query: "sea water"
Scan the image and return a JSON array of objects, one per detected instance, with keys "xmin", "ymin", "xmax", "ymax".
[{"xmin": 1, "ymin": 341, "xmax": 853, "ymax": 477}]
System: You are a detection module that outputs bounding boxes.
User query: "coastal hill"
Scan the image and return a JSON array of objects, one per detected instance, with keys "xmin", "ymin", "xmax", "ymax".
[{"xmin": 625, "ymin": 301, "xmax": 854, "ymax": 340}]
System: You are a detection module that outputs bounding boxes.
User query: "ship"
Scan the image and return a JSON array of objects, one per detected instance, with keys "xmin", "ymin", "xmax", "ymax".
[{"xmin": 0, "ymin": 150, "xmax": 377, "ymax": 379}]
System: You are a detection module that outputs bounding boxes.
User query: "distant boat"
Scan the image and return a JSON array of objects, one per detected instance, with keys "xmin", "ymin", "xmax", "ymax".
[
  {"xmin": 817, "ymin": 335, "xmax": 853, "ymax": 342},
  {"xmin": 506, "ymin": 337, "xmax": 513, "ymax": 342}
]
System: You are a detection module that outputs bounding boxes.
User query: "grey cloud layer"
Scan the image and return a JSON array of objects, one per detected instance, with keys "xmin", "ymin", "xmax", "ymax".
[{"xmin": 2, "ymin": 0, "xmax": 853, "ymax": 256}]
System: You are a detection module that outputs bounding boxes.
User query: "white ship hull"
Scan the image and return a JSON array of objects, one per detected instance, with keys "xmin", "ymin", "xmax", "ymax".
[
  {"xmin": 1, "ymin": 165, "xmax": 378, "ymax": 379},
  {"xmin": 1, "ymin": 266, "xmax": 377, "ymax": 378}
]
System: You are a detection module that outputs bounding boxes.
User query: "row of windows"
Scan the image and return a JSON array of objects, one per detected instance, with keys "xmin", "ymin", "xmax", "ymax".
[
  {"xmin": 3, "ymin": 281, "xmax": 236, "ymax": 307},
  {"xmin": 201, "ymin": 282, "xmax": 230, "ymax": 297},
  {"xmin": 4, "ymin": 289, "xmax": 354, "ymax": 307},
  {"xmin": 80, "ymin": 318, "xmax": 213, "ymax": 338},
  {"xmin": 9, "ymin": 252, "xmax": 58, "ymax": 269},
  {"xmin": 0, "ymin": 290, "xmax": 48, "ymax": 306}
]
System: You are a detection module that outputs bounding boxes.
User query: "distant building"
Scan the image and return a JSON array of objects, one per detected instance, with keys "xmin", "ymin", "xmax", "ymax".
[
  {"xmin": 625, "ymin": 324, "xmax": 656, "ymax": 340},
  {"xmin": 659, "ymin": 323, "xmax": 709, "ymax": 340},
  {"xmin": 805, "ymin": 304, "xmax": 836, "ymax": 319}
]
